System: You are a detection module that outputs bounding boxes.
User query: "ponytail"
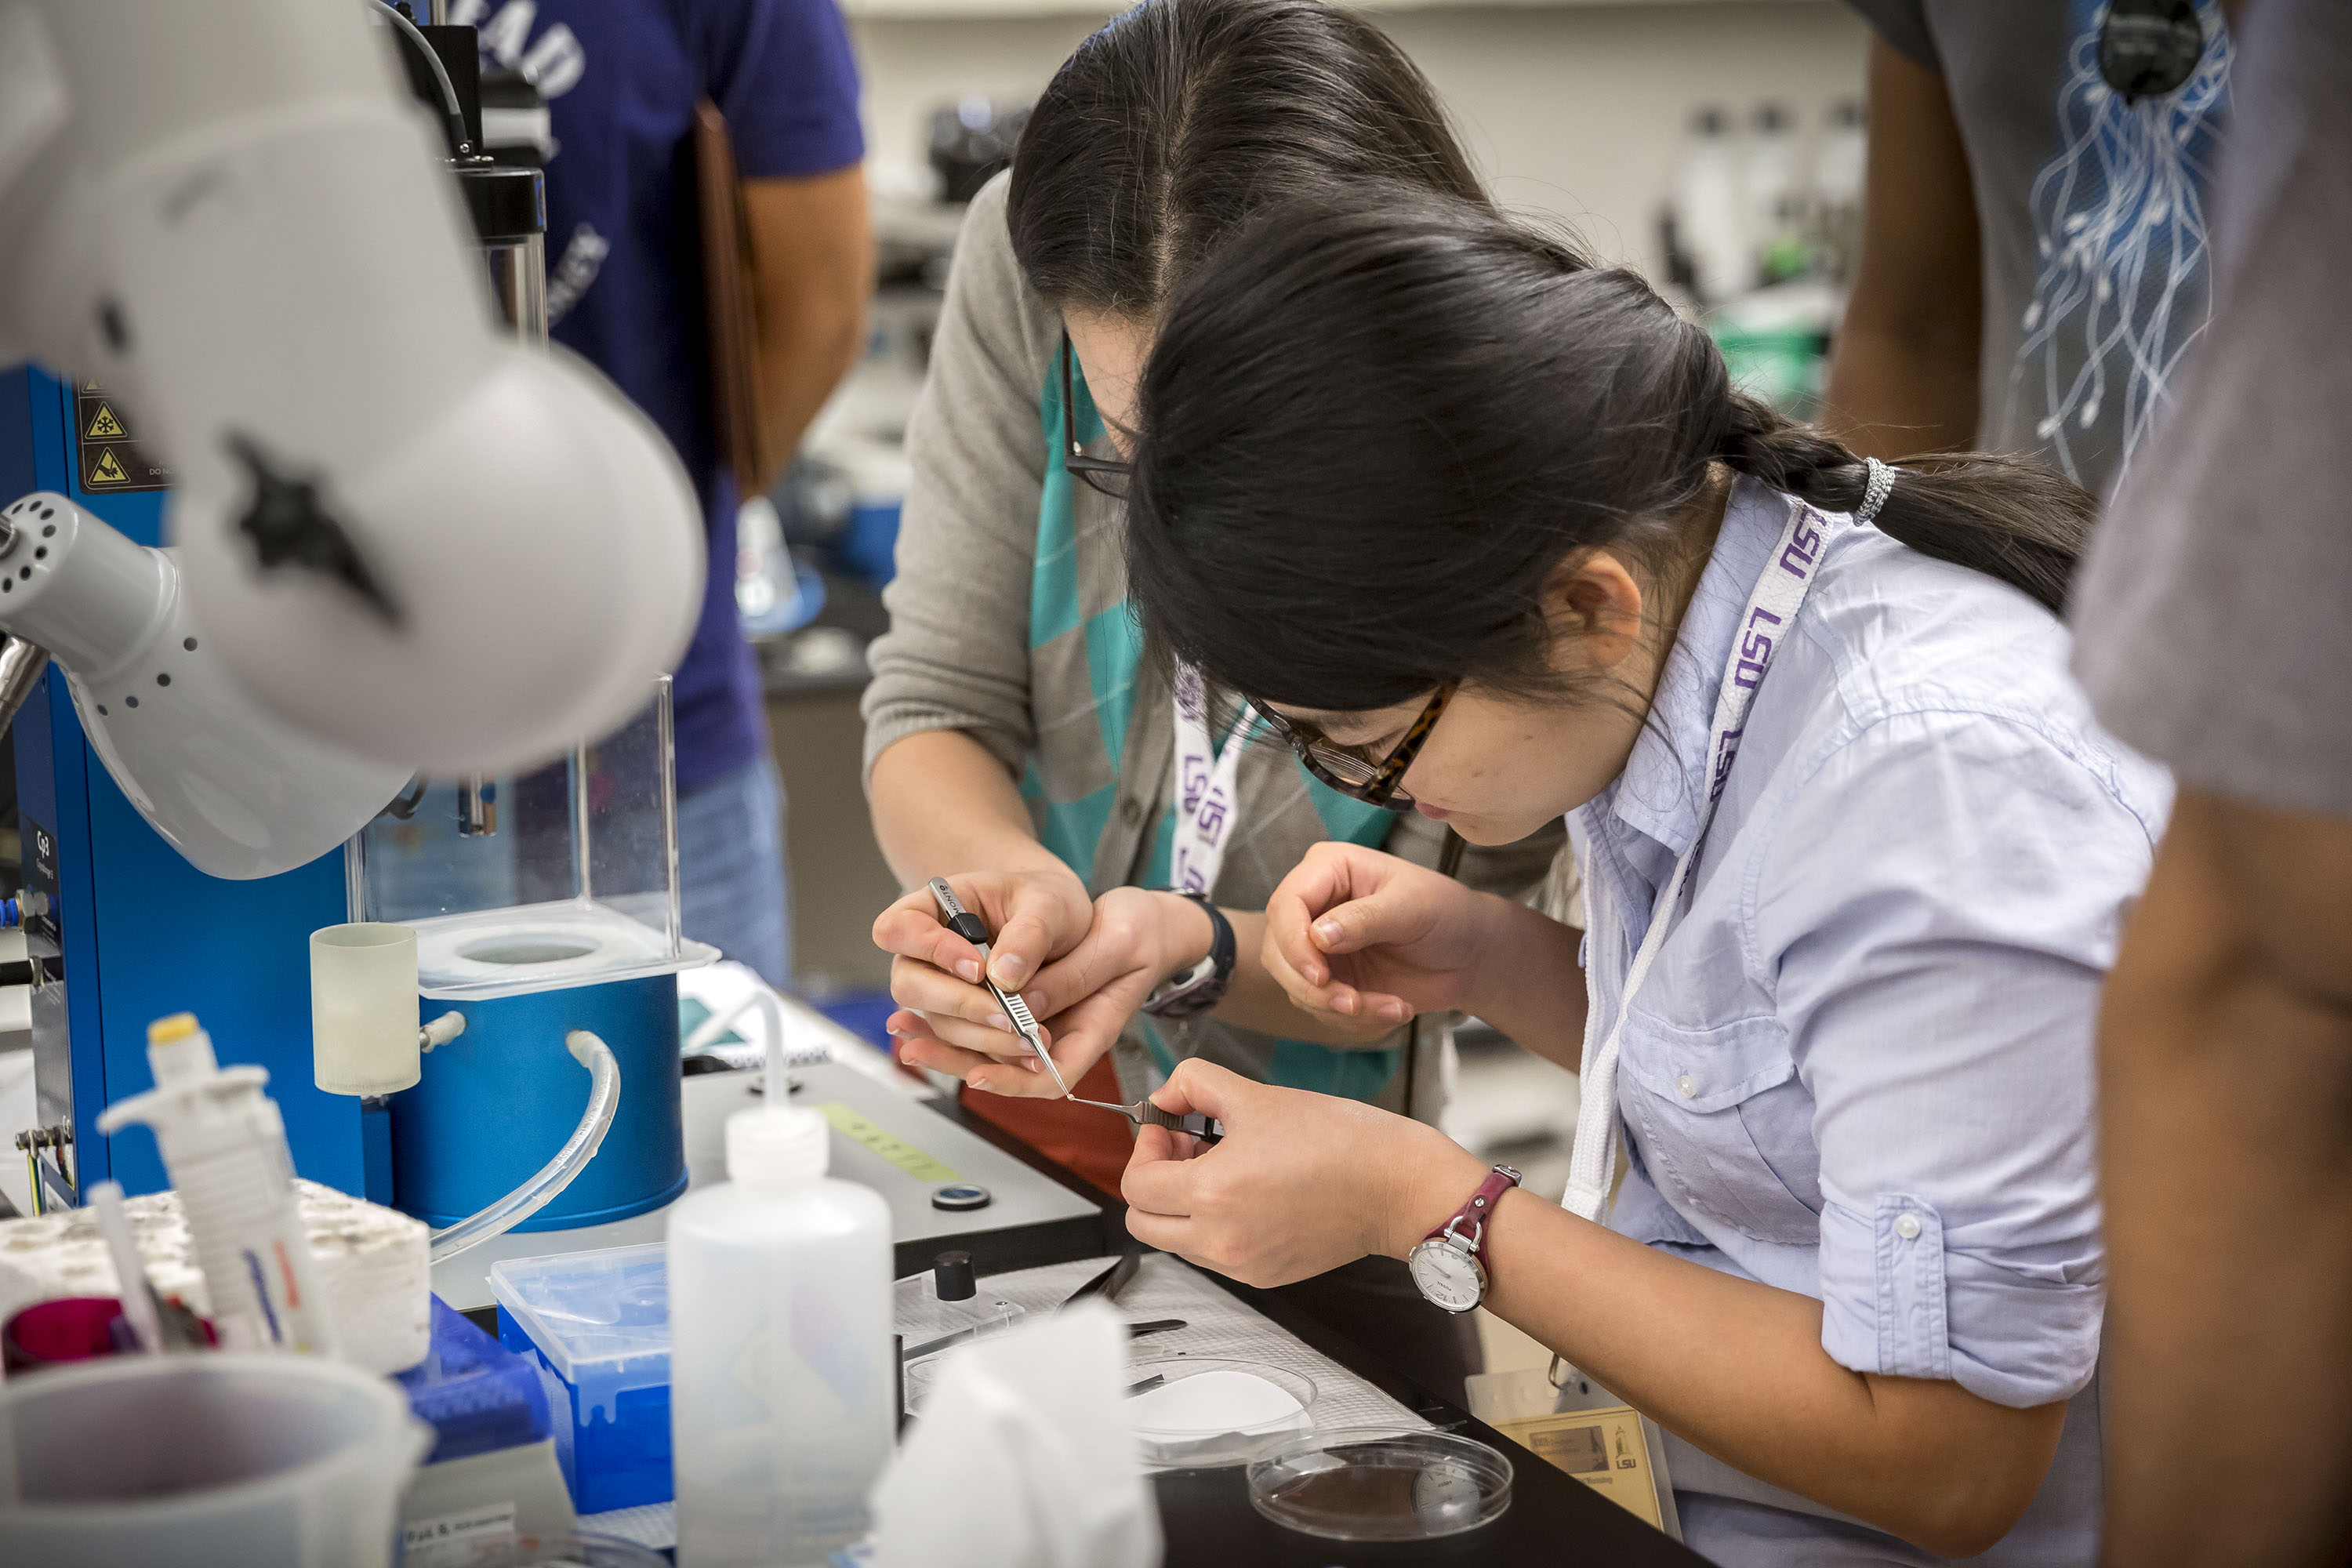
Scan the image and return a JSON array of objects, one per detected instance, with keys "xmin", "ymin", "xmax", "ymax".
[{"xmin": 1714, "ymin": 394, "xmax": 2091, "ymax": 615}]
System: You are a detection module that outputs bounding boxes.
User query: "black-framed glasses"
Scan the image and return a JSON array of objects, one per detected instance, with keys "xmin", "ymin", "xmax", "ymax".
[
  {"xmin": 2099, "ymin": 0, "xmax": 2206, "ymax": 103},
  {"xmin": 1254, "ymin": 684, "xmax": 1457, "ymax": 811},
  {"xmin": 1059, "ymin": 331, "xmax": 1134, "ymax": 500}
]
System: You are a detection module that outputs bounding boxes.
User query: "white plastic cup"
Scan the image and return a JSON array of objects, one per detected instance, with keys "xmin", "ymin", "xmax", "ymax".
[
  {"xmin": 311, "ymin": 922, "xmax": 420, "ymax": 1096},
  {"xmin": 0, "ymin": 1351, "xmax": 430, "ymax": 1567}
]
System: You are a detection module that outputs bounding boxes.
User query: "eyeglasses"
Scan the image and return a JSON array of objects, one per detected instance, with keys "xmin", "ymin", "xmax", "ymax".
[
  {"xmin": 2098, "ymin": 0, "xmax": 2206, "ymax": 103},
  {"xmin": 1254, "ymin": 684, "xmax": 1457, "ymax": 812},
  {"xmin": 1059, "ymin": 331, "xmax": 1134, "ymax": 500}
]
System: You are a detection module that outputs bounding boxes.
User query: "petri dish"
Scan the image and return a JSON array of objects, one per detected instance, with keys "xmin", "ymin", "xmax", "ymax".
[
  {"xmin": 1123, "ymin": 1357, "xmax": 1317, "ymax": 1468},
  {"xmin": 1247, "ymin": 1425, "xmax": 1514, "ymax": 1541}
]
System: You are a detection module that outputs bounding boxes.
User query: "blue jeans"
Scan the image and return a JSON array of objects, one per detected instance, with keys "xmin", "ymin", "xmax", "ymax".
[{"xmin": 677, "ymin": 755, "xmax": 791, "ymax": 989}]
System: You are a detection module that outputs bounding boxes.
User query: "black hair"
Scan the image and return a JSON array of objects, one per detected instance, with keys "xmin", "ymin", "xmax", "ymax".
[
  {"xmin": 1124, "ymin": 189, "xmax": 2094, "ymax": 713},
  {"xmin": 1007, "ymin": 0, "xmax": 1487, "ymax": 315}
]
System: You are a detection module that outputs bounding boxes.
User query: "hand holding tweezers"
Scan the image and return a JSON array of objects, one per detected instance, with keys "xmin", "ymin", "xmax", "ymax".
[{"xmin": 924, "ymin": 877, "xmax": 1225, "ymax": 1143}]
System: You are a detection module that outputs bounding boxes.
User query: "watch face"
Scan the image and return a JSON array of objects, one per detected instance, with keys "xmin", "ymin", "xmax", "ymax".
[{"xmin": 1408, "ymin": 1238, "xmax": 1486, "ymax": 1314}]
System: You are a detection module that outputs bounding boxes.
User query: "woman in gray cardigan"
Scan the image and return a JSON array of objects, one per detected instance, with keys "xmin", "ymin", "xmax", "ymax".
[{"xmin": 863, "ymin": 0, "xmax": 1562, "ymax": 1134}]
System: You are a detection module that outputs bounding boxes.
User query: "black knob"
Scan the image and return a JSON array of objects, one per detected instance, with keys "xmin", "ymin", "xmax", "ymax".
[{"xmin": 933, "ymin": 1250, "xmax": 977, "ymax": 1302}]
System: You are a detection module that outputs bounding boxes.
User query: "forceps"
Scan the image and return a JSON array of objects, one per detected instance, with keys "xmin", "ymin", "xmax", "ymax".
[{"xmin": 925, "ymin": 878, "xmax": 1225, "ymax": 1144}]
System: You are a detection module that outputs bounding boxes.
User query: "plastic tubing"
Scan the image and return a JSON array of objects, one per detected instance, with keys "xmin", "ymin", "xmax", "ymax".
[{"xmin": 427, "ymin": 1029, "xmax": 620, "ymax": 1265}]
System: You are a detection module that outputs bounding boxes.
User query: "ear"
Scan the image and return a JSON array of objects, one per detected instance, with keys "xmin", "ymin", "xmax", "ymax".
[{"xmin": 1541, "ymin": 548, "xmax": 1648, "ymax": 674}]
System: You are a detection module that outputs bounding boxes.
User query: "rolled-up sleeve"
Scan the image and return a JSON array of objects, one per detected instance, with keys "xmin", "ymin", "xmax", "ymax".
[
  {"xmin": 1755, "ymin": 707, "xmax": 2164, "ymax": 1407},
  {"xmin": 861, "ymin": 174, "xmax": 1056, "ymax": 783}
]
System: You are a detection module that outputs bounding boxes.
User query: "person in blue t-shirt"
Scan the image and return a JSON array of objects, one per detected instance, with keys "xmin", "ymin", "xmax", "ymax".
[{"xmin": 456, "ymin": 0, "xmax": 872, "ymax": 986}]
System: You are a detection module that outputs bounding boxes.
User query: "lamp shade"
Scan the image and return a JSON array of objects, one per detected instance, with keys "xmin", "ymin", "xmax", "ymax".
[{"xmin": 0, "ymin": 492, "xmax": 411, "ymax": 880}]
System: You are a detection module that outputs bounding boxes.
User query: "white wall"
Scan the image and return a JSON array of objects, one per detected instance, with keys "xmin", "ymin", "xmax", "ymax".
[{"xmin": 849, "ymin": 0, "xmax": 1870, "ymax": 279}]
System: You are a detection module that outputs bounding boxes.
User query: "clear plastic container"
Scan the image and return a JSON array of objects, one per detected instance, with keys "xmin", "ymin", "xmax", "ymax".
[
  {"xmin": 310, "ymin": 922, "xmax": 421, "ymax": 1095},
  {"xmin": 349, "ymin": 680, "xmax": 716, "ymax": 1001},
  {"xmin": 893, "ymin": 1250, "xmax": 1023, "ymax": 1360},
  {"xmin": 1123, "ymin": 1357, "xmax": 1316, "ymax": 1468},
  {"xmin": 0, "ymin": 1349, "xmax": 430, "ymax": 1567},
  {"xmin": 1246, "ymin": 1426, "xmax": 1513, "ymax": 1542},
  {"xmin": 490, "ymin": 1243, "xmax": 674, "ymax": 1513}
]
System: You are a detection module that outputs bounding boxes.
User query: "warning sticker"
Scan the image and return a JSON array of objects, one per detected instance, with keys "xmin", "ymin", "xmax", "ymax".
[{"xmin": 73, "ymin": 383, "xmax": 172, "ymax": 494}]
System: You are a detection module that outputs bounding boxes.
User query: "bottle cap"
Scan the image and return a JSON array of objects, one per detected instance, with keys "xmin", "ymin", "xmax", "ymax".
[
  {"xmin": 933, "ymin": 1250, "xmax": 976, "ymax": 1302},
  {"xmin": 725, "ymin": 1105, "xmax": 828, "ymax": 1185},
  {"xmin": 146, "ymin": 1013, "xmax": 219, "ymax": 1087}
]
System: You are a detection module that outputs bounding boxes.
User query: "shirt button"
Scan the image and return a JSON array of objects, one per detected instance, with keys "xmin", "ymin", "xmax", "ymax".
[
  {"xmin": 1895, "ymin": 1213, "xmax": 1922, "ymax": 1240},
  {"xmin": 1119, "ymin": 797, "xmax": 1143, "ymax": 826},
  {"xmin": 1675, "ymin": 1074, "xmax": 1696, "ymax": 1098}
]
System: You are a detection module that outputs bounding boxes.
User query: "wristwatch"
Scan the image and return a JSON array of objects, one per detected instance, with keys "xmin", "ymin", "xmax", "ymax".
[
  {"xmin": 1407, "ymin": 1164, "xmax": 1521, "ymax": 1314},
  {"xmin": 1141, "ymin": 888, "xmax": 1236, "ymax": 1019}
]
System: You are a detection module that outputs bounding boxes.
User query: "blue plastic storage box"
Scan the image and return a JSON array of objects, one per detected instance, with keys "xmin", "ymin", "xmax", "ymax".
[
  {"xmin": 490, "ymin": 1243, "xmax": 673, "ymax": 1513},
  {"xmin": 396, "ymin": 1294, "xmax": 553, "ymax": 1462}
]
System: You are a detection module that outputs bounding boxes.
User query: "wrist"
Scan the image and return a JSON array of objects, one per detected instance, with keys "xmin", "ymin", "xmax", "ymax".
[
  {"xmin": 1154, "ymin": 890, "xmax": 1218, "ymax": 978},
  {"xmin": 1380, "ymin": 1130, "xmax": 1490, "ymax": 1261}
]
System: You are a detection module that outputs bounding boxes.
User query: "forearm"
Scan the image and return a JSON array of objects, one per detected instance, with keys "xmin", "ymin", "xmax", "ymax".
[
  {"xmin": 2099, "ymin": 794, "xmax": 2352, "ymax": 1565},
  {"xmin": 869, "ymin": 730, "xmax": 1063, "ymax": 891},
  {"xmin": 752, "ymin": 292, "xmax": 867, "ymax": 489},
  {"xmin": 746, "ymin": 166, "xmax": 874, "ymax": 492},
  {"xmin": 1412, "ymin": 1178, "xmax": 2057, "ymax": 1556},
  {"xmin": 1461, "ymin": 895, "xmax": 1589, "ymax": 1069},
  {"xmin": 1820, "ymin": 327, "xmax": 1979, "ymax": 460}
]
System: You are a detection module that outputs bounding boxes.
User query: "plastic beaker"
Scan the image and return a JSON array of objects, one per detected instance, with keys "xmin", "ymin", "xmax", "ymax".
[
  {"xmin": 0, "ymin": 1349, "xmax": 430, "ymax": 1567},
  {"xmin": 313, "ymin": 922, "xmax": 420, "ymax": 1095}
]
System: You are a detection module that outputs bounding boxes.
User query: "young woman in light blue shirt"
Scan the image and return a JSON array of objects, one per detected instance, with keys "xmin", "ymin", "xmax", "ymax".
[{"xmin": 1112, "ymin": 191, "xmax": 2168, "ymax": 1565}]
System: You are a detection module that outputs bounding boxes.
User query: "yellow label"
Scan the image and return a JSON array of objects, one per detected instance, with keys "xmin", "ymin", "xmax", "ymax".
[
  {"xmin": 87, "ymin": 448, "xmax": 130, "ymax": 485},
  {"xmin": 1494, "ymin": 1404, "xmax": 1664, "ymax": 1530},
  {"xmin": 85, "ymin": 403, "xmax": 125, "ymax": 439},
  {"xmin": 818, "ymin": 1102, "xmax": 959, "ymax": 1183}
]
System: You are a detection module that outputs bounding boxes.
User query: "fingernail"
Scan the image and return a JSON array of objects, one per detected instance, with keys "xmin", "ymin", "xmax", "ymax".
[
  {"xmin": 956, "ymin": 959, "xmax": 982, "ymax": 983},
  {"xmin": 993, "ymin": 956, "xmax": 1030, "ymax": 987},
  {"xmin": 1381, "ymin": 1000, "xmax": 1409, "ymax": 1023},
  {"xmin": 1314, "ymin": 919, "xmax": 1344, "ymax": 945},
  {"xmin": 1335, "ymin": 992, "xmax": 1358, "ymax": 1015},
  {"xmin": 989, "ymin": 1014, "xmax": 1014, "ymax": 1033},
  {"xmin": 1304, "ymin": 962, "xmax": 1327, "ymax": 985}
]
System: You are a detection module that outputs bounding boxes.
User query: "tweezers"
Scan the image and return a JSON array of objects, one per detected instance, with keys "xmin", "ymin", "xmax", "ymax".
[{"xmin": 926, "ymin": 877, "xmax": 1226, "ymax": 1145}]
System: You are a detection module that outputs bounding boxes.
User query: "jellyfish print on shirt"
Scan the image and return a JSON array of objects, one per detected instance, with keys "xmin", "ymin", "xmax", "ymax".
[{"xmin": 2003, "ymin": 0, "xmax": 2231, "ymax": 491}]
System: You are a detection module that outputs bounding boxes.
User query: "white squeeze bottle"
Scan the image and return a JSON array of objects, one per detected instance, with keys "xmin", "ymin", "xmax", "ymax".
[{"xmin": 669, "ymin": 1095, "xmax": 892, "ymax": 1566}]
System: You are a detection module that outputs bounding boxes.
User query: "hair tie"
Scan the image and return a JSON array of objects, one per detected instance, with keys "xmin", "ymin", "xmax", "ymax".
[{"xmin": 1854, "ymin": 456, "xmax": 1896, "ymax": 527}]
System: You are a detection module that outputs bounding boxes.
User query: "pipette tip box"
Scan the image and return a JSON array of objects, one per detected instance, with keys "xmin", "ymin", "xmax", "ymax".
[{"xmin": 490, "ymin": 1243, "xmax": 673, "ymax": 1513}]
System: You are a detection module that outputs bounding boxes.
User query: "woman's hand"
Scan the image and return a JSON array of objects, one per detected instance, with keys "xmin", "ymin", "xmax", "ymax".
[
  {"xmin": 873, "ymin": 865, "xmax": 1093, "ymax": 1085},
  {"xmin": 1262, "ymin": 842, "xmax": 1508, "ymax": 1031},
  {"xmin": 880, "ymin": 885, "xmax": 1218, "ymax": 1098},
  {"xmin": 1120, "ymin": 1059, "xmax": 1486, "ymax": 1287}
]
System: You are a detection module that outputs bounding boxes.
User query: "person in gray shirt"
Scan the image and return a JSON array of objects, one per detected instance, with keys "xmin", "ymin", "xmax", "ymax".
[
  {"xmin": 2071, "ymin": 0, "xmax": 2352, "ymax": 1559},
  {"xmin": 1830, "ymin": 0, "xmax": 2231, "ymax": 497},
  {"xmin": 860, "ymin": 0, "xmax": 1559, "ymax": 1176}
]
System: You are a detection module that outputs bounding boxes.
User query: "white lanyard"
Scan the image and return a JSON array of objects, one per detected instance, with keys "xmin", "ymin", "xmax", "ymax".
[
  {"xmin": 1562, "ymin": 499, "xmax": 1844, "ymax": 1222},
  {"xmin": 1170, "ymin": 662, "xmax": 1254, "ymax": 896}
]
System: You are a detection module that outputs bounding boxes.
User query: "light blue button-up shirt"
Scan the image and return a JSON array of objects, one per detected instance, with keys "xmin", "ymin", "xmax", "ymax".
[{"xmin": 1571, "ymin": 477, "xmax": 2170, "ymax": 1566}]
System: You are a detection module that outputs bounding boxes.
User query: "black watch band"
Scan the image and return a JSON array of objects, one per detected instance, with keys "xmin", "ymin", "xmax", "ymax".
[{"xmin": 1141, "ymin": 888, "xmax": 1236, "ymax": 1019}]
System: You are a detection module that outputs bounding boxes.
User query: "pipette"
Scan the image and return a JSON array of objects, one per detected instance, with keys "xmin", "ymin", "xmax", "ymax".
[{"xmin": 89, "ymin": 1181, "xmax": 164, "ymax": 1355}]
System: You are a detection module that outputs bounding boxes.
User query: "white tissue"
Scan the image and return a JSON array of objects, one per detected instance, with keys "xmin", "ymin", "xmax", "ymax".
[
  {"xmin": 868, "ymin": 1303, "xmax": 1162, "ymax": 1568},
  {"xmin": 0, "ymin": 1179, "xmax": 430, "ymax": 1374}
]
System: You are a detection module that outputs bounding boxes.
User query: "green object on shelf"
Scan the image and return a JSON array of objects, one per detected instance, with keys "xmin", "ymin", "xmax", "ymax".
[{"xmin": 1711, "ymin": 325, "xmax": 1824, "ymax": 419}]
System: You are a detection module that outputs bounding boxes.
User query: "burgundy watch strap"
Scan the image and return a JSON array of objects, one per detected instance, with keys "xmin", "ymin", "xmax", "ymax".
[{"xmin": 1424, "ymin": 1164, "xmax": 1521, "ymax": 1253}]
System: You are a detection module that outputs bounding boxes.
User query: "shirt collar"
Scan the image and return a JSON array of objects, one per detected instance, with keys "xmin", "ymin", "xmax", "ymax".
[{"xmin": 1603, "ymin": 476, "xmax": 1798, "ymax": 861}]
